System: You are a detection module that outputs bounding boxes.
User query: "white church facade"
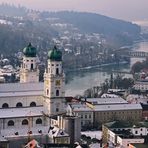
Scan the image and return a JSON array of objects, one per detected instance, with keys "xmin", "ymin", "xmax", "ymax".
[{"xmin": 0, "ymin": 43, "xmax": 80, "ymax": 147}]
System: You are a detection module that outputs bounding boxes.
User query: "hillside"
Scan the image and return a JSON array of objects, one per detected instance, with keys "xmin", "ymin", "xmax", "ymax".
[
  {"xmin": 0, "ymin": 4, "xmax": 141, "ymax": 70},
  {"xmin": 46, "ymin": 11, "xmax": 140, "ymax": 37},
  {"xmin": 45, "ymin": 11, "xmax": 141, "ymax": 46}
]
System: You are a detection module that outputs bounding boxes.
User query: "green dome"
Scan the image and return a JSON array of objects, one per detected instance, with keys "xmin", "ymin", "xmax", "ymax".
[
  {"xmin": 48, "ymin": 46, "xmax": 62, "ymax": 61},
  {"xmin": 23, "ymin": 43, "xmax": 37, "ymax": 57}
]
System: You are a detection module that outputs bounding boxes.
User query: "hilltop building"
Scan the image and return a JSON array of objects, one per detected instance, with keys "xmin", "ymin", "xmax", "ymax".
[{"xmin": 0, "ymin": 43, "xmax": 81, "ymax": 147}]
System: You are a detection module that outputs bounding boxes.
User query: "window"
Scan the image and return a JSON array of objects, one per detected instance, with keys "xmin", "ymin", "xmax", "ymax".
[
  {"xmin": 56, "ymin": 90, "xmax": 59, "ymax": 96},
  {"xmin": 47, "ymin": 89, "xmax": 49, "ymax": 95},
  {"xmin": 36, "ymin": 118, "xmax": 42, "ymax": 124},
  {"xmin": 2, "ymin": 103, "xmax": 9, "ymax": 108},
  {"xmin": 8, "ymin": 120, "xmax": 14, "ymax": 126},
  {"xmin": 16, "ymin": 102, "xmax": 23, "ymax": 108},
  {"xmin": 85, "ymin": 115, "xmax": 87, "ymax": 119},
  {"xmin": 135, "ymin": 131, "xmax": 138, "ymax": 134},
  {"xmin": 22, "ymin": 119, "xmax": 28, "ymax": 125},
  {"xmin": 30, "ymin": 102, "xmax": 36, "ymax": 107},
  {"xmin": 31, "ymin": 63, "xmax": 33, "ymax": 70},
  {"xmin": 56, "ymin": 108, "xmax": 59, "ymax": 112},
  {"xmin": 56, "ymin": 68, "xmax": 59, "ymax": 75},
  {"xmin": 89, "ymin": 114, "xmax": 91, "ymax": 119}
]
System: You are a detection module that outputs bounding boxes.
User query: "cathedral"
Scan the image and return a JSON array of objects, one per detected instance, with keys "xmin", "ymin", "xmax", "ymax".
[{"xmin": 0, "ymin": 43, "xmax": 81, "ymax": 147}]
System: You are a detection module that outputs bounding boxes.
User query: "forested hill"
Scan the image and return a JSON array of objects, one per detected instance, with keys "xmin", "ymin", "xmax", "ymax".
[
  {"xmin": 0, "ymin": 4, "xmax": 141, "ymax": 57},
  {"xmin": 45, "ymin": 11, "xmax": 140, "ymax": 37},
  {"xmin": 0, "ymin": 4, "xmax": 140, "ymax": 37}
]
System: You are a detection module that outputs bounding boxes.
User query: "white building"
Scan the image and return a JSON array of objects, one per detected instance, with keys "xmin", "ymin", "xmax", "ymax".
[
  {"xmin": 67, "ymin": 97, "xmax": 142, "ymax": 127},
  {"xmin": 0, "ymin": 44, "xmax": 71, "ymax": 146},
  {"xmin": 102, "ymin": 124, "xmax": 145, "ymax": 148},
  {"xmin": 43, "ymin": 46, "xmax": 66, "ymax": 116},
  {"xmin": 133, "ymin": 80, "xmax": 148, "ymax": 91}
]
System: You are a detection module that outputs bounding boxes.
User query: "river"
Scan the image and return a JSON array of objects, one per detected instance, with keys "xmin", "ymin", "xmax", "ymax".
[{"xmin": 65, "ymin": 41, "xmax": 148, "ymax": 96}]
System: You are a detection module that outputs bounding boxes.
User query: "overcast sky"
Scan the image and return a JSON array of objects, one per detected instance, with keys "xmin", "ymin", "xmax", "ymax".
[{"xmin": 0, "ymin": 0, "xmax": 148, "ymax": 21}]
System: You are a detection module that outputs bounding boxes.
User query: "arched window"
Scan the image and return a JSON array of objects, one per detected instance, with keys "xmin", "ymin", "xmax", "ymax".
[
  {"xmin": 8, "ymin": 120, "xmax": 14, "ymax": 126},
  {"xmin": 56, "ymin": 90, "xmax": 59, "ymax": 96},
  {"xmin": 36, "ymin": 118, "xmax": 42, "ymax": 124},
  {"xmin": 2, "ymin": 103, "xmax": 9, "ymax": 108},
  {"xmin": 22, "ymin": 119, "xmax": 28, "ymax": 125},
  {"xmin": 16, "ymin": 102, "xmax": 23, "ymax": 108},
  {"xmin": 30, "ymin": 102, "xmax": 36, "ymax": 107}
]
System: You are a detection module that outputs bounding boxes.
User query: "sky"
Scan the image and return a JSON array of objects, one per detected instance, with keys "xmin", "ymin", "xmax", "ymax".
[{"xmin": 0, "ymin": 0, "xmax": 148, "ymax": 21}]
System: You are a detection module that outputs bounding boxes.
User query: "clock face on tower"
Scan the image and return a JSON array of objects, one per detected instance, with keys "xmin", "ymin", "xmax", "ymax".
[{"xmin": 55, "ymin": 80, "xmax": 61, "ymax": 86}]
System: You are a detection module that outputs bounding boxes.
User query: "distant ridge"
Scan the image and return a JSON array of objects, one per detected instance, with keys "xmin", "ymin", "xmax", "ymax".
[{"xmin": 0, "ymin": 3, "xmax": 141, "ymax": 55}]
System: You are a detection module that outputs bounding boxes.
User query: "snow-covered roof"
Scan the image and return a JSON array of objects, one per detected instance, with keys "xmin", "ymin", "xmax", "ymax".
[
  {"xmin": 101, "ymin": 93, "xmax": 120, "ymax": 98},
  {"xmin": 126, "ymin": 94, "xmax": 148, "ymax": 104},
  {"xmin": 108, "ymin": 89, "xmax": 126, "ymax": 92},
  {"xmin": 1, "ymin": 126, "xmax": 50, "ymax": 138},
  {"xmin": 85, "ymin": 97, "xmax": 127, "ymax": 105},
  {"xmin": 0, "ymin": 82, "xmax": 43, "ymax": 93},
  {"xmin": 0, "ymin": 90, "xmax": 43, "ymax": 97},
  {"xmin": 0, "ymin": 135, "xmax": 8, "ymax": 142},
  {"xmin": 72, "ymin": 103, "xmax": 142, "ymax": 112},
  {"xmin": 0, "ymin": 106, "xmax": 44, "ymax": 118},
  {"xmin": 89, "ymin": 143, "xmax": 101, "ymax": 148},
  {"xmin": 135, "ymin": 80, "xmax": 148, "ymax": 84},
  {"xmin": 0, "ymin": 82, "xmax": 44, "ymax": 97}
]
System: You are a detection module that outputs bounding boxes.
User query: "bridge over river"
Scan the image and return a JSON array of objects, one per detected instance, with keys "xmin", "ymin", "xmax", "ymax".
[
  {"xmin": 128, "ymin": 51, "xmax": 148, "ymax": 58},
  {"xmin": 115, "ymin": 48, "xmax": 148, "ymax": 58}
]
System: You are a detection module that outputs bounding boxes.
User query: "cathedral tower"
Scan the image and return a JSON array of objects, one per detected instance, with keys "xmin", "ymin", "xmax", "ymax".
[
  {"xmin": 20, "ymin": 43, "xmax": 39, "ymax": 83},
  {"xmin": 44, "ymin": 46, "xmax": 65, "ymax": 116}
]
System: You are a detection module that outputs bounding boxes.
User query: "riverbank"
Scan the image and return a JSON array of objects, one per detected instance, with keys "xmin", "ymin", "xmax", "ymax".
[
  {"xmin": 66, "ymin": 61, "xmax": 129, "ymax": 73},
  {"xmin": 65, "ymin": 41, "xmax": 148, "ymax": 96}
]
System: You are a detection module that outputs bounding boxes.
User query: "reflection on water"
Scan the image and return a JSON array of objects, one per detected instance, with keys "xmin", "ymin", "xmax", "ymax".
[{"xmin": 65, "ymin": 41, "xmax": 148, "ymax": 96}]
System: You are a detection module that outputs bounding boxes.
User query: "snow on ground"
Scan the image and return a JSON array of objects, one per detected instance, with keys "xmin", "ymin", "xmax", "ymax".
[
  {"xmin": 126, "ymin": 94, "xmax": 148, "ymax": 104},
  {"xmin": 81, "ymin": 131, "xmax": 102, "ymax": 140},
  {"xmin": 0, "ymin": 19, "xmax": 12, "ymax": 25},
  {"xmin": 89, "ymin": 143, "xmax": 101, "ymax": 148}
]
